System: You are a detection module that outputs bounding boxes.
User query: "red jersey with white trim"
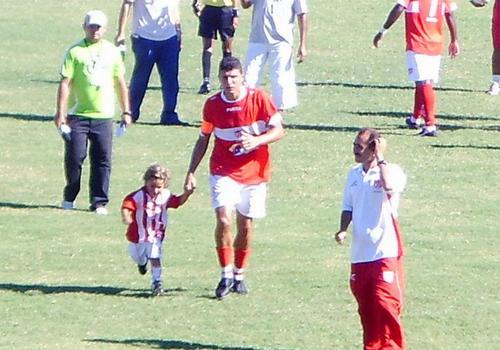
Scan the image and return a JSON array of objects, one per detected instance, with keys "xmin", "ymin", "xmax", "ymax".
[
  {"xmin": 398, "ymin": 0, "xmax": 457, "ymax": 55},
  {"xmin": 201, "ymin": 87, "xmax": 279, "ymax": 185},
  {"xmin": 122, "ymin": 187, "xmax": 183, "ymax": 243}
]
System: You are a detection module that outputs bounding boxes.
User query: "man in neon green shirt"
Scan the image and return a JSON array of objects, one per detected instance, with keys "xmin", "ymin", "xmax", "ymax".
[{"xmin": 54, "ymin": 10, "xmax": 132, "ymax": 215}]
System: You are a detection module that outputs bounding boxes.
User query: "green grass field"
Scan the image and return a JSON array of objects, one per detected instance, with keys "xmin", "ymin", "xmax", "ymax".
[{"xmin": 0, "ymin": 1, "xmax": 499, "ymax": 349}]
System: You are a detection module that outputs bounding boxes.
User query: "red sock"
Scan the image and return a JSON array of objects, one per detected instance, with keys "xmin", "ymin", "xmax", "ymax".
[
  {"xmin": 413, "ymin": 85, "xmax": 424, "ymax": 118},
  {"xmin": 235, "ymin": 249, "xmax": 251, "ymax": 269},
  {"xmin": 216, "ymin": 246, "xmax": 233, "ymax": 268},
  {"xmin": 421, "ymin": 83, "xmax": 436, "ymax": 126}
]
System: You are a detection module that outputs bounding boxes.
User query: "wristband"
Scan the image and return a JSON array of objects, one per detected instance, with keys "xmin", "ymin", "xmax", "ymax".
[
  {"xmin": 232, "ymin": 8, "xmax": 239, "ymax": 17},
  {"xmin": 122, "ymin": 111, "xmax": 132, "ymax": 116},
  {"xmin": 377, "ymin": 159, "xmax": 387, "ymax": 166},
  {"xmin": 379, "ymin": 27, "xmax": 388, "ymax": 36}
]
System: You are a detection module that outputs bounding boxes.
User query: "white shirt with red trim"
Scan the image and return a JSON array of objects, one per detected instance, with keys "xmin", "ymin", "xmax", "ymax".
[
  {"xmin": 122, "ymin": 187, "xmax": 182, "ymax": 243},
  {"xmin": 201, "ymin": 87, "xmax": 281, "ymax": 185},
  {"xmin": 398, "ymin": 0, "xmax": 457, "ymax": 55},
  {"xmin": 342, "ymin": 163, "xmax": 407, "ymax": 263}
]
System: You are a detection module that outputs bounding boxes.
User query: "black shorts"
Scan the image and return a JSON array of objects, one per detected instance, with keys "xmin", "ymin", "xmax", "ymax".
[{"xmin": 198, "ymin": 5, "xmax": 235, "ymax": 41}]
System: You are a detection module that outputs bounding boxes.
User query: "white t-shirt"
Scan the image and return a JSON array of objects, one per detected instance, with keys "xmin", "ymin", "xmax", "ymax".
[
  {"xmin": 248, "ymin": 0, "xmax": 308, "ymax": 45},
  {"xmin": 128, "ymin": 0, "xmax": 179, "ymax": 41},
  {"xmin": 342, "ymin": 163, "xmax": 407, "ymax": 263}
]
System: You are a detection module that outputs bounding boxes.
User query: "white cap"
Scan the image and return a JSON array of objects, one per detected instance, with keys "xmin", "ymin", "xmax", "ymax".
[{"xmin": 84, "ymin": 10, "xmax": 108, "ymax": 27}]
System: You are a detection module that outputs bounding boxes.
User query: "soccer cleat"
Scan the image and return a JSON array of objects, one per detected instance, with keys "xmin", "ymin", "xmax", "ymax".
[
  {"xmin": 418, "ymin": 127, "xmax": 438, "ymax": 137},
  {"xmin": 198, "ymin": 81, "xmax": 211, "ymax": 95},
  {"xmin": 215, "ymin": 278, "xmax": 233, "ymax": 299},
  {"xmin": 231, "ymin": 280, "xmax": 249, "ymax": 295},
  {"xmin": 487, "ymin": 82, "xmax": 500, "ymax": 96},
  {"xmin": 151, "ymin": 281, "xmax": 164, "ymax": 296},
  {"xmin": 405, "ymin": 116, "xmax": 424, "ymax": 129},
  {"xmin": 61, "ymin": 200, "xmax": 75, "ymax": 210},
  {"xmin": 138, "ymin": 263, "xmax": 148, "ymax": 275}
]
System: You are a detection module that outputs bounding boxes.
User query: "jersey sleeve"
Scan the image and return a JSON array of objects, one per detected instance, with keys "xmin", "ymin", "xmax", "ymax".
[
  {"xmin": 201, "ymin": 100, "xmax": 215, "ymax": 135},
  {"xmin": 122, "ymin": 193, "xmax": 137, "ymax": 212},
  {"xmin": 386, "ymin": 164, "xmax": 407, "ymax": 194},
  {"xmin": 166, "ymin": 194, "xmax": 183, "ymax": 209},
  {"xmin": 396, "ymin": 0, "xmax": 409, "ymax": 8},
  {"xmin": 341, "ymin": 171, "xmax": 354, "ymax": 212},
  {"xmin": 60, "ymin": 49, "xmax": 74, "ymax": 79},
  {"xmin": 444, "ymin": 0, "xmax": 458, "ymax": 13}
]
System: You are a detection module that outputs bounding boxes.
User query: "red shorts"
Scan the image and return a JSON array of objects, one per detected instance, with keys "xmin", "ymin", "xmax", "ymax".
[{"xmin": 493, "ymin": 0, "xmax": 500, "ymax": 49}]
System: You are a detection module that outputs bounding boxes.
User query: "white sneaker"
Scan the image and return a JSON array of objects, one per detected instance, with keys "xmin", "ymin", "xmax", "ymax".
[
  {"xmin": 487, "ymin": 82, "xmax": 500, "ymax": 95},
  {"xmin": 95, "ymin": 206, "xmax": 108, "ymax": 216},
  {"xmin": 61, "ymin": 200, "xmax": 75, "ymax": 210}
]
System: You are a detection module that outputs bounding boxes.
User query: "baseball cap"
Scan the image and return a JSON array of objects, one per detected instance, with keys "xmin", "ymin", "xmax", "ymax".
[{"xmin": 84, "ymin": 10, "xmax": 108, "ymax": 27}]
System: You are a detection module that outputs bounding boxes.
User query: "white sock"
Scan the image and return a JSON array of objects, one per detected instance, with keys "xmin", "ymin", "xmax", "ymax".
[
  {"xmin": 221, "ymin": 264, "xmax": 234, "ymax": 279},
  {"xmin": 493, "ymin": 75, "xmax": 500, "ymax": 83},
  {"xmin": 234, "ymin": 267, "xmax": 245, "ymax": 281},
  {"xmin": 152, "ymin": 266, "xmax": 162, "ymax": 283}
]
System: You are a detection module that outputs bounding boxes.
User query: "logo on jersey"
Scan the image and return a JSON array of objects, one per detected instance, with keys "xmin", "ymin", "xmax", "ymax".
[{"xmin": 226, "ymin": 106, "xmax": 242, "ymax": 112}]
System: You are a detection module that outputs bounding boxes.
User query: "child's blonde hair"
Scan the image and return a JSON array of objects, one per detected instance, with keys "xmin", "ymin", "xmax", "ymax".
[{"xmin": 143, "ymin": 164, "xmax": 171, "ymax": 187}]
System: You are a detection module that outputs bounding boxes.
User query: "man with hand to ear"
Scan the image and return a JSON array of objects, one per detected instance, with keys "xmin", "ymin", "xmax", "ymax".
[{"xmin": 335, "ymin": 128, "xmax": 408, "ymax": 350}]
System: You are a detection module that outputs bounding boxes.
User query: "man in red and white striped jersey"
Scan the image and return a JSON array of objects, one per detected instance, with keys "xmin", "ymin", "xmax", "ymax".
[
  {"xmin": 373, "ymin": 0, "xmax": 460, "ymax": 137},
  {"xmin": 335, "ymin": 128, "xmax": 407, "ymax": 350},
  {"xmin": 122, "ymin": 164, "xmax": 193, "ymax": 296},
  {"xmin": 184, "ymin": 56, "xmax": 284, "ymax": 299}
]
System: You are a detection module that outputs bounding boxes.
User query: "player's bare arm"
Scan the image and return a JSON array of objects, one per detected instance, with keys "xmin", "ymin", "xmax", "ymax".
[
  {"xmin": 185, "ymin": 134, "xmax": 210, "ymax": 191},
  {"xmin": 335, "ymin": 210, "xmax": 352, "ymax": 245},
  {"xmin": 240, "ymin": 0, "xmax": 252, "ymax": 9},
  {"xmin": 115, "ymin": 1, "xmax": 132, "ymax": 46},
  {"xmin": 297, "ymin": 13, "xmax": 308, "ymax": 63},
  {"xmin": 445, "ymin": 12, "xmax": 460, "ymax": 58},
  {"xmin": 373, "ymin": 4, "xmax": 405, "ymax": 48},
  {"xmin": 115, "ymin": 75, "xmax": 132, "ymax": 125},
  {"xmin": 240, "ymin": 119, "xmax": 285, "ymax": 151},
  {"xmin": 121, "ymin": 208, "xmax": 133, "ymax": 225},
  {"xmin": 55, "ymin": 77, "xmax": 71, "ymax": 127}
]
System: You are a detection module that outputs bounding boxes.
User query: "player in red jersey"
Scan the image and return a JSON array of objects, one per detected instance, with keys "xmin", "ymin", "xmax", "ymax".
[
  {"xmin": 122, "ymin": 164, "xmax": 193, "ymax": 296},
  {"xmin": 373, "ymin": 0, "xmax": 460, "ymax": 137},
  {"xmin": 184, "ymin": 56, "xmax": 284, "ymax": 299},
  {"xmin": 471, "ymin": 0, "xmax": 500, "ymax": 95}
]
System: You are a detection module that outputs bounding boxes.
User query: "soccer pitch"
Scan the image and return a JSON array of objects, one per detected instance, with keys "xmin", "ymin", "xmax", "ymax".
[{"xmin": 0, "ymin": 1, "xmax": 498, "ymax": 349}]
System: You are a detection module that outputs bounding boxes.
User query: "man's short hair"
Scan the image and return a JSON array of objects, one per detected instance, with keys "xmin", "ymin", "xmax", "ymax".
[
  {"xmin": 357, "ymin": 127, "xmax": 381, "ymax": 145},
  {"xmin": 219, "ymin": 56, "xmax": 243, "ymax": 74}
]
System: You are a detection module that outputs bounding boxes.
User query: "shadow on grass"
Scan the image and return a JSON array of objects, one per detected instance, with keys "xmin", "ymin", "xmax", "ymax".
[
  {"xmin": 297, "ymin": 80, "xmax": 477, "ymax": 93},
  {"xmin": 84, "ymin": 338, "xmax": 290, "ymax": 350},
  {"xmin": 0, "ymin": 202, "xmax": 61, "ymax": 210},
  {"xmin": 350, "ymin": 110, "xmax": 500, "ymax": 122},
  {"xmin": 134, "ymin": 120, "xmax": 201, "ymax": 128},
  {"xmin": 30, "ymin": 79, "xmax": 198, "ymax": 95},
  {"xmin": 0, "ymin": 283, "xmax": 186, "ymax": 298},
  {"xmin": 431, "ymin": 144, "xmax": 500, "ymax": 151},
  {"xmin": 0, "ymin": 112, "xmax": 199, "ymax": 128},
  {"xmin": 0, "ymin": 112, "xmax": 52, "ymax": 122}
]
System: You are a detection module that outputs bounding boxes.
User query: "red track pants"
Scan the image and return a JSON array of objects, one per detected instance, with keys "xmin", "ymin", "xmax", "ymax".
[{"xmin": 350, "ymin": 257, "xmax": 405, "ymax": 350}]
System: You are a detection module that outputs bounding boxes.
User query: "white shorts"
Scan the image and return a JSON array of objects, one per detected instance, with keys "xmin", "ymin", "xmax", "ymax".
[
  {"xmin": 209, "ymin": 175, "xmax": 267, "ymax": 219},
  {"xmin": 128, "ymin": 237, "xmax": 163, "ymax": 265},
  {"xmin": 245, "ymin": 42, "xmax": 297, "ymax": 110},
  {"xmin": 406, "ymin": 51, "xmax": 441, "ymax": 83}
]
